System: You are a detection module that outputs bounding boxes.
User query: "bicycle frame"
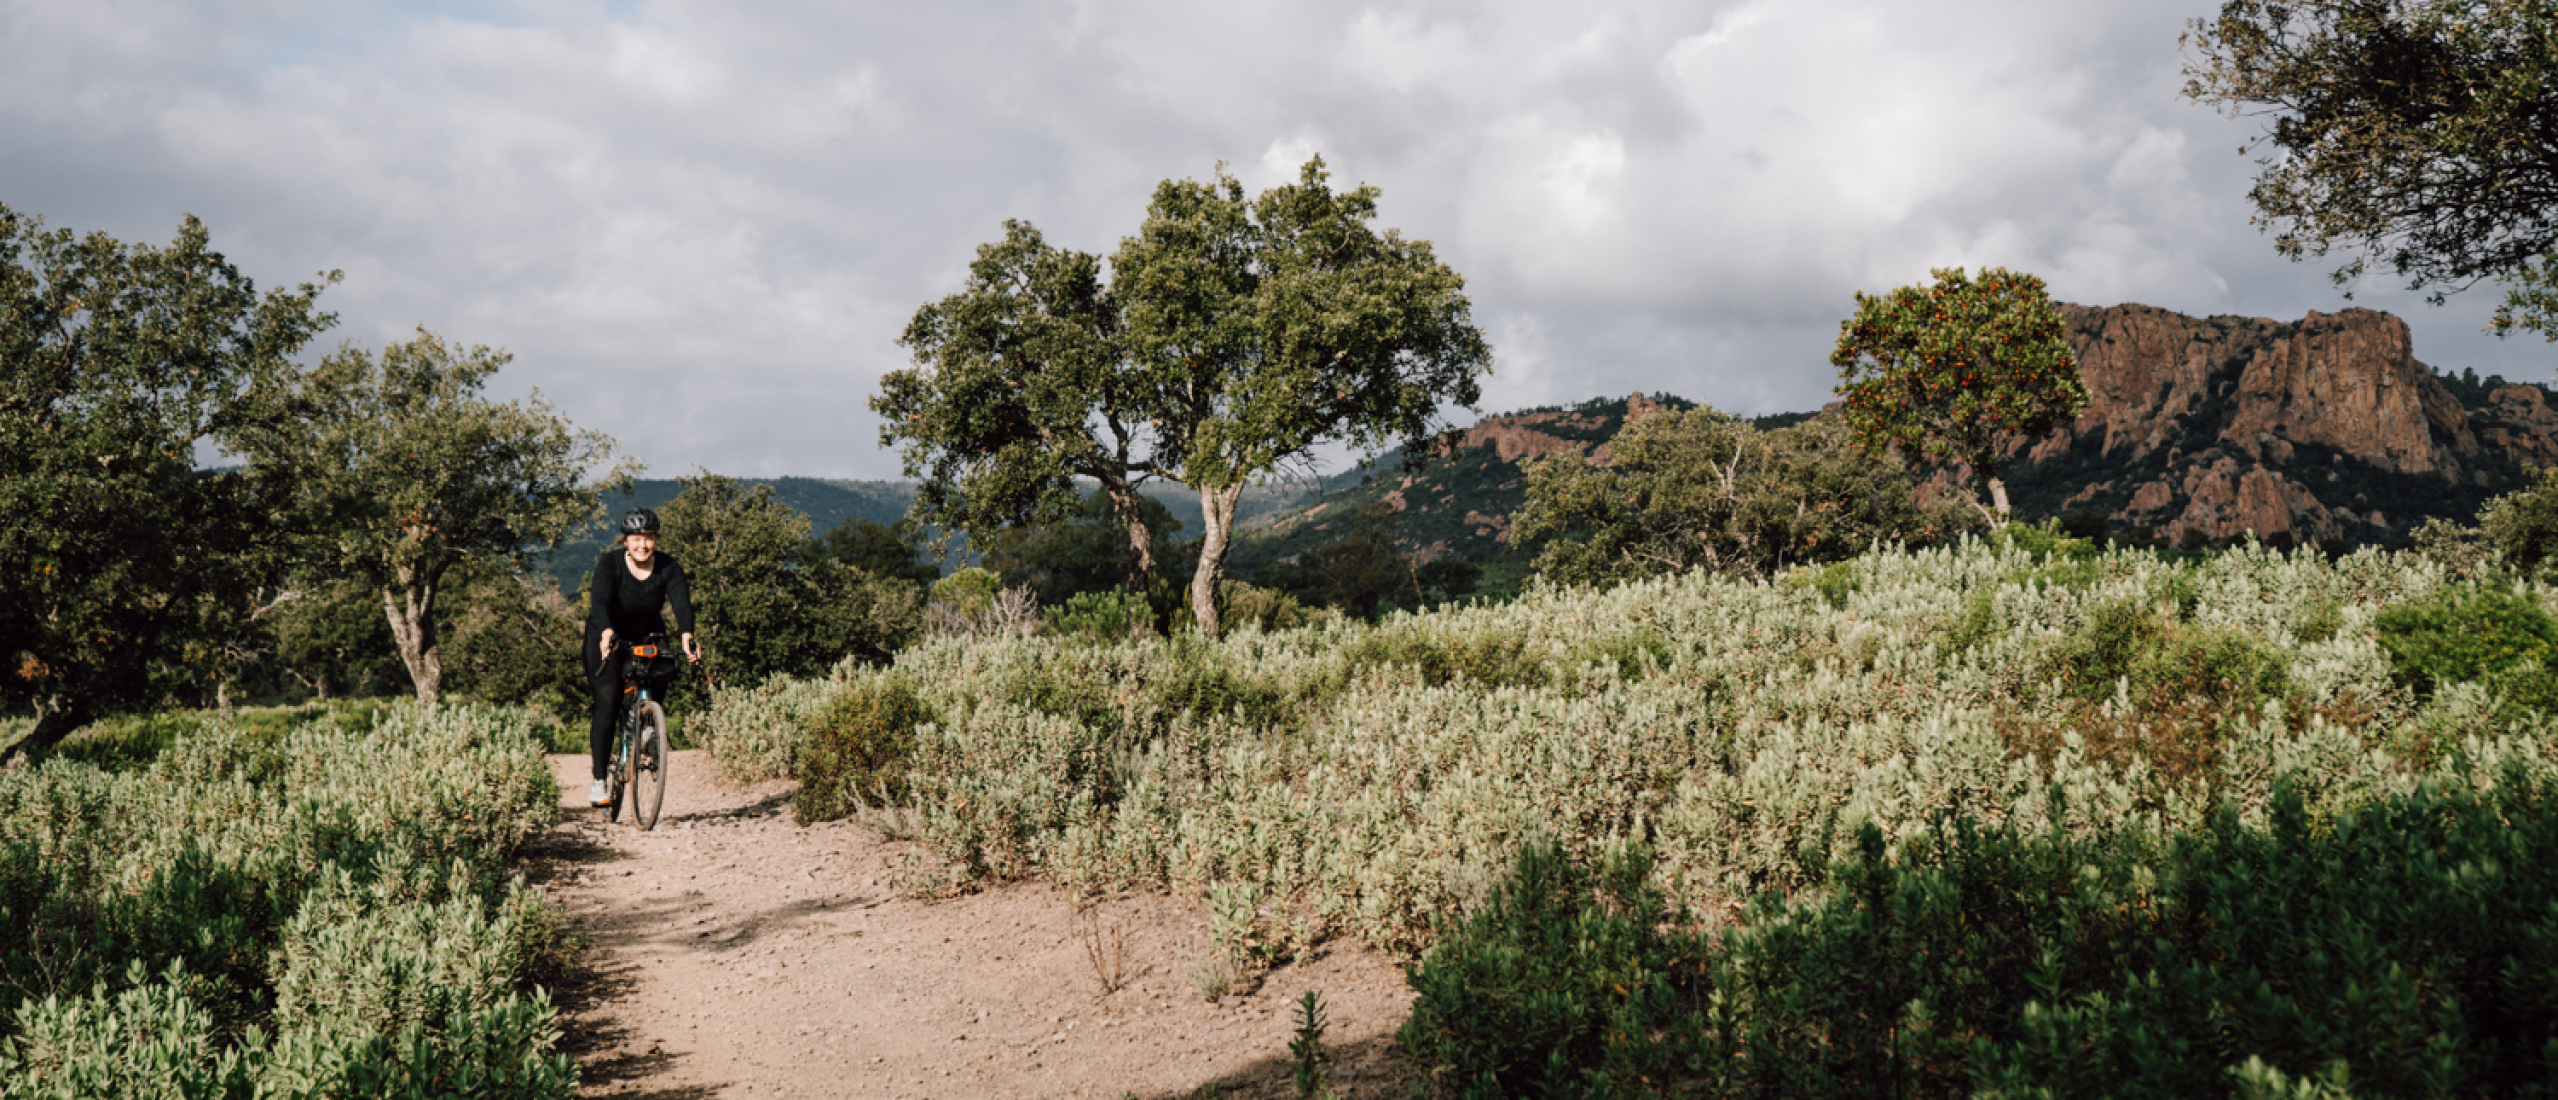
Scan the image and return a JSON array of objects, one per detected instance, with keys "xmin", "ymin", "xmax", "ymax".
[{"xmin": 607, "ymin": 639, "xmax": 673, "ymax": 829}]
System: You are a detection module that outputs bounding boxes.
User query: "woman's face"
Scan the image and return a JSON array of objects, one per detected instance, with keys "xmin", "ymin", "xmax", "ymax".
[{"xmin": 626, "ymin": 531, "xmax": 658, "ymax": 563}]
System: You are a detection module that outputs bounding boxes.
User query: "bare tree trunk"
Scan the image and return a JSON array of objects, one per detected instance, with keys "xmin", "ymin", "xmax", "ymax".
[
  {"xmin": 1188, "ymin": 482, "xmax": 1247, "ymax": 638},
  {"xmin": 1987, "ymin": 474, "xmax": 2012, "ymax": 525},
  {"xmin": 382, "ymin": 566, "xmax": 443, "ymax": 706},
  {"xmin": 1100, "ymin": 481, "xmax": 1157, "ymax": 576},
  {"xmin": 0, "ymin": 701, "xmax": 92, "ymax": 768}
]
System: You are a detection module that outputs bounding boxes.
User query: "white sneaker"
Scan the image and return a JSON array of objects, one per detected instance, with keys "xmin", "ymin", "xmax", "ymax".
[{"xmin": 590, "ymin": 779, "xmax": 610, "ymax": 806}]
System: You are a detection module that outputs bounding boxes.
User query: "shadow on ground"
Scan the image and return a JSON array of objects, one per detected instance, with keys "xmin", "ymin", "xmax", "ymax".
[
  {"xmin": 551, "ymin": 921, "xmax": 713, "ymax": 1099},
  {"xmin": 1116, "ymin": 1030, "xmax": 1414, "ymax": 1099}
]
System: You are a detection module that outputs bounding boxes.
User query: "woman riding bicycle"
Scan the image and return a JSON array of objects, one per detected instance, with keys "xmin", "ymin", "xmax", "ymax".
[{"xmin": 584, "ymin": 507, "xmax": 701, "ymax": 807}]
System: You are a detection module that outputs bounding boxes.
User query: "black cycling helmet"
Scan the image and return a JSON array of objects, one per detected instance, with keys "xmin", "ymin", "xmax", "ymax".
[{"xmin": 619, "ymin": 508, "xmax": 661, "ymax": 537}]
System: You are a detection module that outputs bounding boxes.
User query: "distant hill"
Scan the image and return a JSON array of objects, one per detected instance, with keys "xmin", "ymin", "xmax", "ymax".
[
  {"xmin": 538, "ymin": 477, "xmax": 917, "ymax": 591},
  {"xmin": 537, "ymin": 475, "xmax": 1323, "ymax": 592}
]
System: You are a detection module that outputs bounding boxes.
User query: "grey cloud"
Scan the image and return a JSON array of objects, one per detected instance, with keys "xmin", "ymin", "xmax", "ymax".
[{"xmin": 3, "ymin": 0, "xmax": 2545, "ymax": 481}]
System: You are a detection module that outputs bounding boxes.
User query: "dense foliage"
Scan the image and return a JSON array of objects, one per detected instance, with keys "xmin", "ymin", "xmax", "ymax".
[
  {"xmin": 1402, "ymin": 772, "xmax": 2558, "ymax": 1098},
  {"xmin": 1831, "ymin": 267, "xmax": 2085, "ymax": 522},
  {"xmin": 1513, "ymin": 408, "xmax": 1979, "ymax": 586},
  {"xmin": 0, "ymin": 205, "xmax": 335, "ymax": 761},
  {"xmin": 985, "ymin": 489, "xmax": 1193, "ymax": 620},
  {"xmin": 0, "ymin": 705, "xmax": 573, "ymax": 1097},
  {"xmin": 2183, "ymin": 0, "xmax": 2558, "ymax": 338}
]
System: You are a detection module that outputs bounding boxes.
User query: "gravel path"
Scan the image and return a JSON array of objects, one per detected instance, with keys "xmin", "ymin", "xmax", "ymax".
[{"xmin": 525, "ymin": 752, "xmax": 1418, "ymax": 1099}]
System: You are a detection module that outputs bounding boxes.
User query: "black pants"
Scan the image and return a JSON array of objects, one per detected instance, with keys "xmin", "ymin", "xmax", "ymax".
[{"xmin": 582, "ymin": 630, "xmax": 619, "ymax": 782}]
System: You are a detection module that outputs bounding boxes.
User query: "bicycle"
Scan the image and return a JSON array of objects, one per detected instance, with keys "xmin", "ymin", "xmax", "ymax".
[{"xmin": 605, "ymin": 634, "xmax": 679, "ymax": 830}]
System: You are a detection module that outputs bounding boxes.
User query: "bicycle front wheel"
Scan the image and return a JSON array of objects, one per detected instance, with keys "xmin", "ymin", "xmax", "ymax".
[
  {"xmin": 607, "ymin": 711, "xmax": 630, "ymax": 823},
  {"xmin": 633, "ymin": 700, "xmax": 669, "ymax": 831}
]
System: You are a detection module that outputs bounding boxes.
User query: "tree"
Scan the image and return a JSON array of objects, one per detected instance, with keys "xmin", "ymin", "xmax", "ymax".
[
  {"xmin": 1828, "ymin": 267, "xmax": 2085, "ymax": 523},
  {"xmin": 2184, "ymin": 0, "xmax": 2558, "ymax": 338},
  {"xmin": 438, "ymin": 562, "xmax": 587, "ymax": 723},
  {"xmin": 0, "ymin": 204, "xmax": 335, "ymax": 763},
  {"xmin": 232, "ymin": 330, "xmax": 627, "ymax": 705},
  {"xmin": 1259, "ymin": 502, "xmax": 1413, "ymax": 618},
  {"xmin": 880, "ymin": 156, "xmax": 1492, "ymax": 637},
  {"xmin": 657, "ymin": 474, "xmax": 921, "ymax": 695},
  {"xmin": 1512, "ymin": 409, "xmax": 1979, "ymax": 587},
  {"xmin": 811, "ymin": 517, "xmax": 941, "ymax": 589}
]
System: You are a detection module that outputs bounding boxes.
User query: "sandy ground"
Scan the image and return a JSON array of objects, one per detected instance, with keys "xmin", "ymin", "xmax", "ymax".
[{"xmin": 525, "ymin": 752, "xmax": 1419, "ymax": 1099}]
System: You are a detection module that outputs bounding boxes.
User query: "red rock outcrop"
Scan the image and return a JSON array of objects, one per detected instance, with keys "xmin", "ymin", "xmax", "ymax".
[{"xmin": 1982, "ymin": 304, "xmax": 2558, "ymax": 548}]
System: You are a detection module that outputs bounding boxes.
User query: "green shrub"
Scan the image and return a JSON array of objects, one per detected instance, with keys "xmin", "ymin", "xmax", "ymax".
[
  {"xmin": 2478, "ymin": 465, "xmax": 2558, "ymax": 578},
  {"xmin": 1399, "ymin": 840, "xmax": 1717, "ymax": 1099},
  {"xmin": 1340, "ymin": 626, "xmax": 1547, "ymax": 689},
  {"xmin": 700, "ymin": 673, "xmax": 836, "ymax": 784},
  {"xmin": 2042, "ymin": 598, "xmax": 2168, "ymax": 699},
  {"xmin": 2295, "ymin": 598, "xmax": 2344, "ymax": 643},
  {"xmin": 790, "ymin": 678, "xmax": 933, "ymax": 825},
  {"xmin": 1144, "ymin": 647, "xmax": 1292, "ymax": 737},
  {"xmin": 2376, "ymin": 585, "xmax": 2558, "ymax": 695},
  {"xmin": 931, "ymin": 567, "xmax": 1001, "ymax": 618},
  {"xmin": 1045, "ymin": 589, "xmax": 1152, "ymax": 643},
  {"xmin": 1405, "ymin": 773, "xmax": 2558, "ymax": 1098},
  {"xmin": 1218, "ymin": 581, "xmax": 1313, "ymax": 633}
]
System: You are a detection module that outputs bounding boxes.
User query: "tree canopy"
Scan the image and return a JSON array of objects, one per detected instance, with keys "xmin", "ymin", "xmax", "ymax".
[
  {"xmin": 0, "ymin": 204, "xmax": 336, "ymax": 762},
  {"xmin": 879, "ymin": 156, "xmax": 1491, "ymax": 636},
  {"xmin": 1829, "ymin": 267, "xmax": 2085, "ymax": 523},
  {"xmin": 2184, "ymin": 0, "xmax": 2558, "ymax": 338},
  {"xmin": 231, "ymin": 330, "xmax": 627, "ymax": 705},
  {"xmin": 1512, "ymin": 409, "xmax": 1978, "ymax": 588}
]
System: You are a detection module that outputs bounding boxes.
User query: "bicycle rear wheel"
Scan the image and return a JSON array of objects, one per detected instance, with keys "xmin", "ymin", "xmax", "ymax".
[{"xmin": 633, "ymin": 700, "xmax": 669, "ymax": 830}]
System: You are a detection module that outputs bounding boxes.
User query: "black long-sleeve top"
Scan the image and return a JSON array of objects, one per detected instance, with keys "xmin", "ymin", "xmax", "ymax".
[{"xmin": 586, "ymin": 549, "xmax": 696, "ymax": 641}]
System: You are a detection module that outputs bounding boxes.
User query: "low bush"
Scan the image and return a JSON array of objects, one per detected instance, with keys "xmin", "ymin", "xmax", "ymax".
[
  {"xmin": 1399, "ymin": 840, "xmax": 1716, "ymax": 1099},
  {"xmin": 2376, "ymin": 585, "xmax": 2558, "ymax": 695},
  {"xmin": 0, "ymin": 705, "xmax": 574, "ymax": 1097},
  {"xmin": 700, "ymin": 672, "xmax": 838, "ymax": 784},
  {"xmin": 700, "ymin": 538, "xmax": 2558, "ymax": 956},
  {"xmin": 791, "ymin": 676, "xmax": 933, "ymax": 825},
  {"xmin": 1403, "ymin": 772, "xmax": 2558, "ymax": 1098},
  {"xmin": 1143, "ymin": 645, "xmax": 1293, "ymax": 738},
  {"xmin": 1045, "ymin": 590, "xmax": 1152, "ymax": 643},
  {"xmin": 1339, "ymin": 626, "xmax": 1548, "ymax": 689}
]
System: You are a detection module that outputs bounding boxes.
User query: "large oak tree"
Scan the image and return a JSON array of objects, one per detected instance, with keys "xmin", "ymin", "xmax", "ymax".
[
  {"xmin": 2184, "ymin": 0, "xmax": 2558, "ymax": 337},
  {"xmin": 0, "ymin": 204, "xmax": 335, "ymax": 763},
  {"xmin": 878, "ymin": 157, "xmax": 1491, "ymax": 636}
]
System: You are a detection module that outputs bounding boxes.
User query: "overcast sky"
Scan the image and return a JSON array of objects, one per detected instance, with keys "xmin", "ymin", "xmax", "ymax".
[{"xmin": 5, "ymin": 0, "xmax": 2550, "ymax": 480}]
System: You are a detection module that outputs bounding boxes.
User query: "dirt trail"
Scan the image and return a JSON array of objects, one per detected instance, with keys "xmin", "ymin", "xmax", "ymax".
[{"xmin": 525, "ymin": 753, "xmax": 1418, "ymax": 1099}]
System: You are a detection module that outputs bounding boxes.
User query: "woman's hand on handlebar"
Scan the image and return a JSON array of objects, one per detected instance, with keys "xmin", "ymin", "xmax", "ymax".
[
  {"xmin": 682, "ymin": 633, "xmax": 701, "ymax": 663},
  {"xmin": 599, "ymin": 628, "xmax": 617, "ymax": 662}
]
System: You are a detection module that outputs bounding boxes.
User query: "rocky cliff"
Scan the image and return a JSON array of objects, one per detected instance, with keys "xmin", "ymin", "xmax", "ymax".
[
  {"xmin": 1232, "ymin": 304, "xmax": 2554, "ymax": 568},
  {"xmin": 1992, "ymin": 304, "xmax": 2558, "ymax": 547}
]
